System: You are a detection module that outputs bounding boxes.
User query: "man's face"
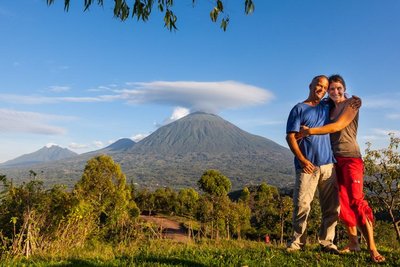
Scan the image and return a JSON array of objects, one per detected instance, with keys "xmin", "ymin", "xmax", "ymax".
[{"xmin": 310, "ymin": 77, "xmax": 328, "ymax": 100}]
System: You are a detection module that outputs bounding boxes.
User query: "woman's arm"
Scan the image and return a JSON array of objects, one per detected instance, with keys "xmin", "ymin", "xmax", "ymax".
[{"xmin": 300, "ymin": 100, "xmax": 359, "ymax": 137}]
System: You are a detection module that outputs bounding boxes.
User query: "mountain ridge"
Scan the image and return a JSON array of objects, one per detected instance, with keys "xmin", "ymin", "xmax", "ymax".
[
  {"xmin": 0, "ymin": 145, "xmax": 78, "ymax": 168},
  {"xmin": 0, "ymin": 112, "xmax": 294, "ymax": 190}
]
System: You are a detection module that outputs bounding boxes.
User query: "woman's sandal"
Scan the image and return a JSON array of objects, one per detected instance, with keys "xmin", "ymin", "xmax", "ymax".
[{"xmin": 370, "ymin": 251, "xmax": 385, "ymax": 263}]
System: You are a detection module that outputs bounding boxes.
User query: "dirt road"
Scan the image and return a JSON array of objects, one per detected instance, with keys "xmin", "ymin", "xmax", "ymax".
[{"xmin": 141, "ymin": 215, "xmax": 189, "ymax": 242}]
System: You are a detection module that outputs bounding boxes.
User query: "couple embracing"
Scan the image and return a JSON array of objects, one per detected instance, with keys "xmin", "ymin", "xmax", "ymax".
[{"xmin": 285, "ymin": 75, "xmax": 384, "ymax": 263}]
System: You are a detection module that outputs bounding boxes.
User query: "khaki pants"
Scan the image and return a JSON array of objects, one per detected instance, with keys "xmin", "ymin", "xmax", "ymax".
[{"xmin": 289, "ymin": 163, "xmax": 339, "ymax": 249}]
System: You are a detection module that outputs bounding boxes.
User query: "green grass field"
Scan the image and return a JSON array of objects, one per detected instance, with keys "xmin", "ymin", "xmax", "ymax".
[{"xmin": 2, "ymin": 239, "xmax": 399, "ymax": 267}]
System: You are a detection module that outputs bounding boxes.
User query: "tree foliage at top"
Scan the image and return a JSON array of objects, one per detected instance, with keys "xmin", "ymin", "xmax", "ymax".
[
  {"xmin": 198, "ymin": 169, "xmax": 231, "ymax": 196},
  {"xmin": 46, "ymin": 0, "xmax": 255, "ymax": 31},
  {"xmin": 74, "ymin": 154, "xmax": 139, "ymax": 227}
]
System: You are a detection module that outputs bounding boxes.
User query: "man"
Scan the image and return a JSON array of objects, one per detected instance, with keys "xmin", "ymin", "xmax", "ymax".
[{"xmin": 285, "ymin": 75, "xmax": 339, "ymax": 253}]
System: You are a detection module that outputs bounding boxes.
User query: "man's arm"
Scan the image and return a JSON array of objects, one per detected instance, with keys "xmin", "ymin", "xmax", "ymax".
[{"xmin": 286, "ymin": 132, "xmax": 315, "ymax": 174}]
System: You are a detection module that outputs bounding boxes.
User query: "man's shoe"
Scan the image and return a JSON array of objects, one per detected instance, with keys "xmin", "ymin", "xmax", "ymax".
[
  {"xmin": 286, "ymin": 243, "xmax": 302, "ymax": 253},
  {"xmin": 322, "ymin": 245, "xmax": 340, "ymax": 255},
  {"xmin": 286, "ymin": 247, "xmax": 301, "ymax": 253}
]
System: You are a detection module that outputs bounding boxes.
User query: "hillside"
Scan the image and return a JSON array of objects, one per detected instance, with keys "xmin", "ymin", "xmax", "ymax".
[
  {"xmin": 0, "ymin": 145, "xmax": 78, "ymax": 168},
  {"xmin": 0, "ymin": 112, "xmax": 294, "ymax": 190}
]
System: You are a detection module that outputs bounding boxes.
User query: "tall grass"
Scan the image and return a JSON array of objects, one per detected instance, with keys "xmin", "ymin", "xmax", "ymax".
[{"xmin": 2, "ymin": 239, "xmax": 399, "ymax": 266}]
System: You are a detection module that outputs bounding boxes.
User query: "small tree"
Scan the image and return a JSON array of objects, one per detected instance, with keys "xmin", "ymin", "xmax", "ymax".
[
  {"xmin": 228, "ymin": 200, "xmax": 251, "ymax": 240},
  {"xmin": 364, "ymin": 133, "xmax": 400, "ymax": 242},
  {"xmin": 197, "ymin": 169, "xmax": 232, "ymax": 239},
  {"xmin": 198, "ymin": 169, "xmax": 231, "ymax": 197},
  {"xmin": 277, "ymin": 194, "xmax": 293, "ymax": 245},
  {"xmin": 252, "ymin": 183, "xmax": 280, "ymax": 238},
  {"xmin": 153, "ymin": 187, "xmax": 178, "ymax": 215},
  {"xmin": 239, "ymin": 186, "xmax": 251, "ymax": 204},
  {"xmin": 0, "ymin": 176, "xmax": 73, "ymax": 257},
  {"xmin": 135, "ymin": 188, "xmax": 155, "ymax": 215},
  {"xmin": 177, "ymin": 188, "xmax": 199, "ymax": 217},
  {"xmin": 74, "ymin": 155, "xmax": 137, "ymax": 229}
]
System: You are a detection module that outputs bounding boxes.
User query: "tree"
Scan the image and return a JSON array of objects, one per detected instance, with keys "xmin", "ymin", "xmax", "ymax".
[
  {"xmin": 46, "ymin": 0, "xmax": 255, "ymax": 31},
  {"xmin": 227, "ymin": 200, "xmax": 251, "ymax": 240},
  {"xmin": 74, "ymin": 155, "xmax": 137, "ymax": 228},
  {"xmin": 177, "ymin": 187, "xmax": 199, "ymax": 217},
  {"xmin": 277, "ymin": 194, "xmax": 292, "ymax": 245},
  {"xmin": 252, "ymin": 183, "xmax": 280, "ymax": 237},
  {"xmin": 0, "ymin": 176, "xmax": 73, "ymax": 257},
  {"xmin": 135, "ymin": 188, "xmax": 155, "ymax": 215},
  {"xmin": 198, "ymin": 169, "xmax": 231, "ymax": 197},
  {"xmin": 197, "ymin": 169, "xmax": 232, "ymax": 239},
  {"xmin": 239, "ymin": 186, "xmax": 251, "ymax": 204},
  {"xmin": 364, "ymin": 133, "xmax": 400, "ymax": 242},
  {"xmin": 153, "ymin": 187, "xmax": 178, "ymax": 215}
]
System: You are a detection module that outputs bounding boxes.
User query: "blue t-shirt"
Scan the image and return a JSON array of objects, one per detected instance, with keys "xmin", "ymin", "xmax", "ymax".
[{"xmin": 286, "ymin": 100, "xmax": 335, "ymax": 169}]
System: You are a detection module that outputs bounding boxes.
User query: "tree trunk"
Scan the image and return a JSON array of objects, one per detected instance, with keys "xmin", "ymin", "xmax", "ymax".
[
  {"xmin": 226, "ymin": 219, "xmax": 230, "ymax": 240},
  {"xmin": 389, "ymin": 209, "xmax": 400, "ymax": 243},
  {"xmin": 211, "ymin": 221, "xmax": 214, "ymax": 239},
  {"xmin": 280, "ymin": 216, "xmax": 284, "ymax": 245}
]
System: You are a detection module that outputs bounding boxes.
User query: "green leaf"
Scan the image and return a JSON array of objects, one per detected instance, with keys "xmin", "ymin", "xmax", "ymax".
[
  {"xmin": 210, "ymin": 7, "xmax": 219, "ymax": 22},
  {"xmin": 220, "ymin": 17, "xmax": 229, "ymax": 31},
  {"xmin": 217, "ymin": 0, "xmax": 224, "ymax": 12},
  {"xmin": 245, "ymin": 0, "xmax": 255, "ymax": 14},
  {"xmin": 64, "ymin": 0, "xmax": 70, "ymax": 11}
]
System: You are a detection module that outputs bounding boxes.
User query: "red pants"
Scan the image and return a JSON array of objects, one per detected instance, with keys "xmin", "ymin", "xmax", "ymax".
[{"xmin": 335, "ymin": 156, "xmax": 374, "ymax": 227}]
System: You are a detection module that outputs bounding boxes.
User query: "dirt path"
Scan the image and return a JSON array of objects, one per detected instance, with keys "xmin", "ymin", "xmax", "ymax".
[{"xmin": 141, "ymin": 215, "xmax": 190, "ymax": 242}]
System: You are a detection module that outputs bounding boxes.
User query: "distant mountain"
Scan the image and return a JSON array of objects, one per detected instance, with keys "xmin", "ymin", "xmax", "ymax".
[
  {"xmin": 1, "ymin": 112, "xmax": 295, "ymax": 190},
  {"xmin": 132, "ymin": 112, "xmax": 285, "ymax": 155},
  {"xmin": 117, "ymin": 112, "xmax": 294, "ymax": 189},
  {"xmin": 0, "ymin": 145, "xmax": 78, "ymax": 168},
  {"xmin": 87, "ymin": 138, "xmax": 136, "ymax": 155}
]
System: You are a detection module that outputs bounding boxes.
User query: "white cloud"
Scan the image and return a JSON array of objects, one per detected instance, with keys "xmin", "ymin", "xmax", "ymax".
[
  {"xmin": 68, "ymin": 142, "xmax": 89, "ymax": 149},
  {"xmin": 243, "ymin": 119, "xmax": 285, "ymax": 126},
  {"xmin": 0, "ymin": 94, "xmax": 117, "ymax": 104},
  {"xmin": 46, "ymin": 143, "xmax": 59, "ymax": 148},
  {"xmin": 363, "ymin": 99, "xmax": 397, "ymax": 108},
  {"xmin": 132, "ymin": 133, "xmax": 149, "ymax": 142},
  {"xmin": 170, "ymin": 107, "xmax": 190, "ymax": 120},
  {"xmin": 360, "ymin": 128, "xmax": 400, "ymax": 142},
  {"xmin": 0, "ymin": 81, "xmax": 273, "ymax": 113},
  {"xmin": 93, "ymin": 140, "xmax": 104, "ymax": 148},
  {"xmin": 372, "ymin": 128, "xmax": 400, "ymax": 136},
  {"xmin": 363, "ymin": 93, "xmax": 400, "ymax": 109},
  {"xmin": 87, "ymin": 85, "xmax": 116, "ymax": 92},
  {"xmin": 161, "ymin": 106, "xmax": 190, "ymax": 125},
  {"xmin": 49, "ymin": 85, "xmax": 70, "ymax": 93},
  {"xmin": 0, "ymin": 108, "xmax": 69, "ymax": 135},
  {"xmin": 387, "ymin": 113, "xmax": 400, "ymax": 120},
  {"xmin": 122, "ymin": 81, "xmax": 274, "ymax": 113}
]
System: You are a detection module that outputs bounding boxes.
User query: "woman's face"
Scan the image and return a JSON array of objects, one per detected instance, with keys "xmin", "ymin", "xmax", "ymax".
[{"xmin": 328, "ymin": 81, "xmax": 346, "ymax": 103}]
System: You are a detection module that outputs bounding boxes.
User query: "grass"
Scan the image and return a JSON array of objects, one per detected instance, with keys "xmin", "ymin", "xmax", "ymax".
[{"xmin": 1, "ymin": 239, "xmax": 399, "ymax": 266}]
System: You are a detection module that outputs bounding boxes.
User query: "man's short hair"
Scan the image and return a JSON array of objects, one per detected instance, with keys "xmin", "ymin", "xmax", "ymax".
[
  {"xmin": 311, "ymin": 75, "xmax": 329, "ymax": 84},
  {"xmin": 310, "ymin": 75, "xmax": 328, "ymax": 87}
]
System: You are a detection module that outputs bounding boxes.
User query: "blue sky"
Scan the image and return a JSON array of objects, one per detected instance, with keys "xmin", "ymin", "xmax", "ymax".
[{"xmin": 1, "ymin": 0, "xmax": 399, "ymax": 163}]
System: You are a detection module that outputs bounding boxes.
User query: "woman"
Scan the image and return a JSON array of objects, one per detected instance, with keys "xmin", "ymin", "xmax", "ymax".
[{"xmin": 298, "ymin": 74, "xmax": 385, "ymax": 263}]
